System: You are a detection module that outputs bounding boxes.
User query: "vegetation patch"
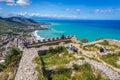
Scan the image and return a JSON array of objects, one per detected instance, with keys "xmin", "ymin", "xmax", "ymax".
[
  {"xmin": 41, "ymin": 46, "xmax": 75, "ymax": 68},
  {"xmin": 51, "ymin": 68, "xmax": 72, "ymax": 80},
  {"xmin": 82, "ymin": 55, "xmax": 101, "ymax": 62},
  {"xmin": 0, "ymin": 47, "xmax": 22, "ymax": 80},
  {"xmin": 100, "ymin": 53, "xmax": 120, "ymax": 68},
  {"xmin": 99, "ymin": 40, "xmax": 109, "ymax": 46},
  {"xmin": 105, "ymin": 44, "xmax": 120, "ymax": 51},
  {"xmin": 83, "ymin": 44, "xmax": 99, "ymax": 51},
  {"xmin": 73, "ymin": 63, "xmax": 107, "ymax": 80},
  {"xmin": 79, "ymin": 57, "xmax": 85, "ymax": 60},
  {"xmin": 35, "ymin": 46, "xmax": 108, "ymax": 80},
  {"xmin": 33, "ymin": 57, "xmax": 46, "ymax": 80},
  {"xmin": 80, "ymin": 38, "xmax": 89, "ymax": 43},
  {"xmin": 95, "ymin": 38, "xmax": 104, "ymax": 41}
]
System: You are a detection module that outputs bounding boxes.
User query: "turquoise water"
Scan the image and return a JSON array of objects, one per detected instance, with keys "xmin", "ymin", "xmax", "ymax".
[{"xmin": 36, "ymin": 20, "xmax": 120, "ymax": 41}]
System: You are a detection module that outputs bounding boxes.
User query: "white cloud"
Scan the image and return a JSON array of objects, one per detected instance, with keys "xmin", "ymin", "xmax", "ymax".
[
  {"xmin": 96, "ymin": 8, "xmax": 120, "ymax": 13},
  {"xmin": 6, "ymin": 3, "xmax": 15, "ymax": 6},
  {"xmin": 66, "ymin": 8, "xmax": 70, "ymax": 11},
  {"xmin": 0, "ymin": 0, "xmax": 14, "ymax": 3},
  {"xmin": 0, "ymin": 0, "xmax": 14, "ymax": 6},
  {"xmin": 12, "ymin": 12, "xmax": 77, "ymax": 19},
  {"xmin": 0, "ymin": 11, "xmax": 79, "ymax": 19},
  {"xmin": 19, "ymin": 12, "xmax": 28, "ymax": 16},
  {"xmin": 94, "ymin": 9, "xmax": 112, "ymax": 14},
  {"xmin": 16, "ymin": 0, "xmax": 30, "ymax": 6},
  {"xmin": 0, "ymin": 0, "xmax": 31, "ymax": 6},
  {"xmin": 0, "ymin": 7, "xmax": 2, "ymax": 10},
  {"xmin": 76, "ymin": 8, "xmax": 80, "ymax": 12},
  {"xmin": 112, "ymin": 8, "xmax": 120, "ymax": 12}
]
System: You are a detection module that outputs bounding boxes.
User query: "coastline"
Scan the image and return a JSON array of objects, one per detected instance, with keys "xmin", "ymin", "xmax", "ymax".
[
  {"xmin": 32, "ymin": 23, "xmax": 52, "ymax": 40},
  {"xmin": 32, "ymin": 30, "xmax": 45, "ymax": 40},
  {"xmin": 32, "ymin": 20, "xmax": 120, "ymax": 42}
]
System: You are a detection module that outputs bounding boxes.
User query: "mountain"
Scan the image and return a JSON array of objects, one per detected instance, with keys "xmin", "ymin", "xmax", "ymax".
[
  {"xmin": 5, "ymin": 17, "xmax": 37, "ymax": 26},
  {"xmin": 0, "ymin": 17, "xmax": 50, "ymax": 34}
]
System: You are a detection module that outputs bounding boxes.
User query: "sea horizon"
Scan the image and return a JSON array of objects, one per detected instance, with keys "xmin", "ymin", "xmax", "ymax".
[{"xmin": 33, "ymin": 19, "xmax": 120, "ymax": 41}]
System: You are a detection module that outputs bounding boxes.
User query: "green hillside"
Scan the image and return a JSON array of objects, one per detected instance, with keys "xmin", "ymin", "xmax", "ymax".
[{"xmin": 0, "ymin": 17, "xmax": 49, "ymax": 34}]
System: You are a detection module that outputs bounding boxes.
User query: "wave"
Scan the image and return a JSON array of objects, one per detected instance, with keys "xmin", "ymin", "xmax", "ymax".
[{"xmin": 33, "ymin": 30, "xmax": 45, "ymax": 40}]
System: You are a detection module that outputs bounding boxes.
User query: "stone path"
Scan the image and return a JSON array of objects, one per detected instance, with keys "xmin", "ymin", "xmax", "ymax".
[
  {"xmin": 15, "ymin": 48, "xmax": 38, "ymax": 80},
  {"xmin": 73, "ymin": 54, "xmax": 120, "ymax": 80},
  {"xmin": 85, "ymin": 58, "xmax": 120, "ymax": 80},
  {"xmin": 97, "ymin": 56, "xmax": 120, "ymax": 73},
  {"xmin": 81, "ymin": 48, "xmax": 120, "ymax": 73},
  {"xmin": 71, "ymin": 42, "xmax": 120, "ymax": 73}
]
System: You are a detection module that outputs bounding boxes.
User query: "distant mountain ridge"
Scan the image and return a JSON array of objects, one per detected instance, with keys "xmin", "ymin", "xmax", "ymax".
[
  {"xmin": 3, "ymin": 17, "xmax": 41, "ymax": 26},
  {"xmin": 0, "ymin": 16, "xmax": 50, "ymax": 34}
]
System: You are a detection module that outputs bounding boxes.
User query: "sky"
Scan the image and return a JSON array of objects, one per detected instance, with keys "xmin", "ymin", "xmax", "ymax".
[{"xmin": 0, "ymin": 0, "xmax": 120, "ymax": 20}]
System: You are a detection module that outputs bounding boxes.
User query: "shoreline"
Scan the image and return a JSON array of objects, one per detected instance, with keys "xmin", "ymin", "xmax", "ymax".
[
  {"xmin": 32, "ymin": 30, "xmax": 45, "ymax": 40},
  {"xmin": 31, "ymin": 21, "xmax": 120, "ymax": 42},
  {"xmin": 32, "ymin": 23, "xmax": 52, "ymax": 40},
  {"xmin": 32, "ymin": 30, "xmax": 120, "ymax": 42},
  {"xmin": 32, "ymin": 29, "xmax": 120, "ymax": 42}
]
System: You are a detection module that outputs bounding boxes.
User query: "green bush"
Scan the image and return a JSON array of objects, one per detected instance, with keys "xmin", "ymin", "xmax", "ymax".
[
  {"xmin": 52, "ymin": 68, "xmax": 72, "ymax": 80},
  {"xmin": 100, "ymin": 40, "xmax": 109, "ymax": 45},
  {"xmin": 73, "ymin": 63, "xmax": 96, "ymax": 80},
  {"xmin": 80, "ymin": 38, "xmax": 89, "ymax": 43},
  {"xmin": 0, "ymin": 64, "xmax": 6, "ymax": 72},
  {"xmin": 52, "ymin": 74, "xmax": 68, "ymax": 80},
  {"xmin": 0, "ymin": 47, "xmax": 22, "ymax": 80},
  {"xmin": 95, "ymin": 38, "xmax": 104, "ymax": 41},
  {"xmin": 48, "ymin": 46, "xmax": 65, "ymax": 54},
  {"xmin": 4, "ymin": 47, "xmax": 22, "ymax": 66},
  {"xmin": 73, "ymin": 64, "xmax": 79, "ymax": 70},
  {"xmin": 79, "ymin": 57, "xmax": 85, "ymax": 60}
]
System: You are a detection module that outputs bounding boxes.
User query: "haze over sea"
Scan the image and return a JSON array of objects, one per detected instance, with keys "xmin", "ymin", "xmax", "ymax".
[{"xmin": 35, "ymin": 20, "xmax": 120, "ymax": 41}]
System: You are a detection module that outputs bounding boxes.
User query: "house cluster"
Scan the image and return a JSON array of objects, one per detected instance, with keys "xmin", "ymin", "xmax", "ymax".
[{"xmin": 0, "ymin": 34, "xmax": 14, "ymax": 46}]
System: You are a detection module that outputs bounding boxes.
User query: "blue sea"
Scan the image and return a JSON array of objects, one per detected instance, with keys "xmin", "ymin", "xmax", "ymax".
[{"xmin": 34, "ymin": 20, "xmax": 120, "ymax": 41}]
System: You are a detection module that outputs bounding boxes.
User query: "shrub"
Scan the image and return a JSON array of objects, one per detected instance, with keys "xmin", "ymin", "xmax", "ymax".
[
  {"xmin": 73, "ymin": 64, "xmax": 79, "ymax": 70},
  {"xmin": 4, "ymin": 47, "xmax": 22, "ymax": 66},
  {"xmin": 0, "ymin": 47, "xmax": 22, "ymax": 80},
  {"xmin": 52, "ymin": 74, "xmax": 68, "ymax": 80},
  {"xmin": 73, "ymin": 63, "xmax": 96, "ymax": 80},
  {"xmin": 48, "ymin": 46, "xmax": 65, "ymax": 54},
  {"xmin": 79, "ymin": 57, "xmax": 85, "ymax": 60},
  {"xmin": 52, "ymin": 68, "xmax": 72, "ymax": 80},
  {"xmin": 100, "ymin": 40, "xmax": 109, "ymax": 45},
  {"xmin": 80, "ymin": 38, "xmax": 89, "ymax": 43},
  {"xmin": 0, "ymin": 64, "xmax": 6, "ymax": 72},
  {"xmin": 49, "ymin": 47, "xmax": 54, "ymax": 53},
  {"xmin": 95, "ymin": 38, "xmax": 104, "ymax": 41}
]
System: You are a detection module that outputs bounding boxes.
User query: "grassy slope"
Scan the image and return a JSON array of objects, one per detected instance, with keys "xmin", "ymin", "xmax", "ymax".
[
  {"xmin": 100, "ymin": 53, "xmax": 120, "ymax": 68},
  {"xmin": 34, "ymin": 46, "xmax": 107, "ymax": 80}
]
